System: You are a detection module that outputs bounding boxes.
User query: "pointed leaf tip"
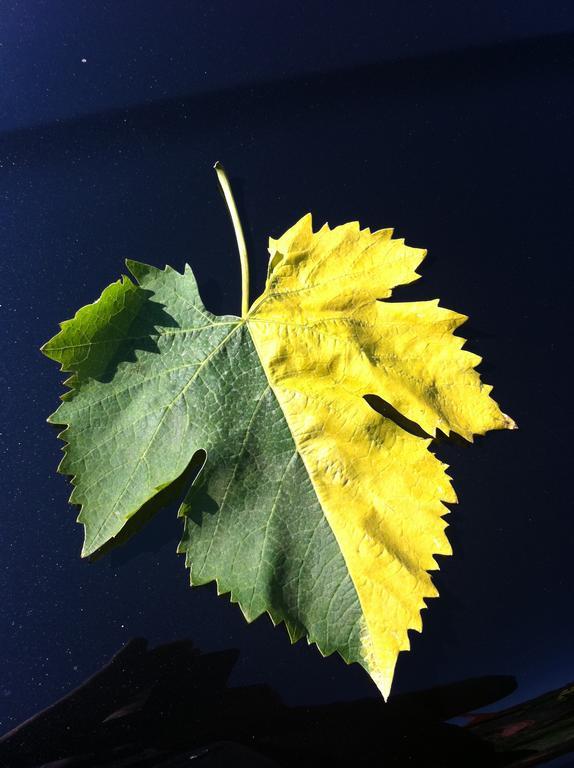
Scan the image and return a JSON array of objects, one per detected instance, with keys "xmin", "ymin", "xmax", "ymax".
[{"xmin": 125, "ymin": 259, "xmax": 159, "ymax": 284}]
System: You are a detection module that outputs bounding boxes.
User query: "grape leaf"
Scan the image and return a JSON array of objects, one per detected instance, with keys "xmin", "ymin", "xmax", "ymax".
[{"xmin": 42, "ymin": 213, "xmax": 514, "ymax": 698}]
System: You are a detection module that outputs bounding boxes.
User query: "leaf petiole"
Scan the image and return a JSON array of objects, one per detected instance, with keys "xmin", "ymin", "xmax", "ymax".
[{"xmin": 214, "ymin": 162, "xmax": 250, "ymax": 318}]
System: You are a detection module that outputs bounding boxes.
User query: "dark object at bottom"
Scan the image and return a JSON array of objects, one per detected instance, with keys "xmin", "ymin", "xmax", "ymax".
[{"xmin": 0, "ymin": 638, "xmax": 570, "ymax": 767}]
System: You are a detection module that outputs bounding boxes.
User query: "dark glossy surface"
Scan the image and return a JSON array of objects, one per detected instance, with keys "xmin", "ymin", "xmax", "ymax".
[
  {"xmin": 2, "ymin": 637, "xmax": 571, "ymax": 767},
  {"xmin": 1, "ymin": 4, "xmax": 573, "ymax": 763},
  {"xmin": 2, "ymin": 0, "xmax": 572, "ymax": 132}
]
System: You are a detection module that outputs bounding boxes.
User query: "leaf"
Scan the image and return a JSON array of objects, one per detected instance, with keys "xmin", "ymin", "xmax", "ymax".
[{"xmin": 42, "ymin": 214, "xmax": 515, "ymax": 698}]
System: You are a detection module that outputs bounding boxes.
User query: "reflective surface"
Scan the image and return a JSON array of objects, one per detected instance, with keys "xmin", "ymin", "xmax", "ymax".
[
  {"xmin": 2, "ymin": 637, "xmax": 573, "ymax": 766},
  {"xmin": 1, "ymin": 5, "xmax": 573, "ymax": 764}
]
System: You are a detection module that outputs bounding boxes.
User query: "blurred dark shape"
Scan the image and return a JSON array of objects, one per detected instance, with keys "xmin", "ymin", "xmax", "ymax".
[
  {"xmin": 464, "ymin": 682, "xmax": 574, "ymax": 767},
  {"xmin": 3, "ymin": 636, "xmax": 569, "ymax": 767}
]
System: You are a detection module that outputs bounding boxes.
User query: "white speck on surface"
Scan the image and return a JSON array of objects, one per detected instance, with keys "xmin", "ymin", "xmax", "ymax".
[{"xmin": 81, "ymin": 58, "xmax": 87, "ymax": 63}]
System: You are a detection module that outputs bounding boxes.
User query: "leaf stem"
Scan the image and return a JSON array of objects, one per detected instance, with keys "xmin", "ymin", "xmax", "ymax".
[{"xmin": 214, "ymin": 162, "xmax": 250, "ymax": 318}]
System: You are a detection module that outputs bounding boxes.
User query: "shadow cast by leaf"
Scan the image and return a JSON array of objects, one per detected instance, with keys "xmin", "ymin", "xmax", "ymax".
[
  {"xmin": 179, "ymin": 468, "xmax": 223, "ymax": 529},
  {"xmin": 363, "ymin": 394, "xmax": 431, "ymax": 439},
  {"xmin": 42, "ymin": 283, "xmax": 181, "ymax": 385},
  {"xmin": 88, "ymin": 449, "xmax": 207, "ymax": 563},
  {"xmin": 92, "ymin": 288, "xmax": 180, "ymax": 384},
  {"xmin": 363, "ymin": 393, "xmax": 473, "ymax": 455}
]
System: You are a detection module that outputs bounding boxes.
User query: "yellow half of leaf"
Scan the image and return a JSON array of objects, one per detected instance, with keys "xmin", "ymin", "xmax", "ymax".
[{"xmin": 247, "ymin": 214, "xmax": 514, "ymax": 698}]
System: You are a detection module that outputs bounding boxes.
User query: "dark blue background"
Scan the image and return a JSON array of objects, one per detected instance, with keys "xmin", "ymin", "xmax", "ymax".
[{"xmin": 1, "ymin": 0, "xmax": 573, "ymax": 741}]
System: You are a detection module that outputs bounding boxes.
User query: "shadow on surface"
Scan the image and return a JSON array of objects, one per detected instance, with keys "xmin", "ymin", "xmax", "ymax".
[
  {"xmin": 2, "ymin": 636, "xmax": 570, "ymax": 767},
  {"xmin": 364, "ymin": 394, "xmax": 431, "ymax": 439},
  {"xmin": 43, "ymin": 285, "xmax": 179, "ymax": 386},
  {"xmin": 89, "ymin": 449, "xmax": 207, "ymax": 563}
]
